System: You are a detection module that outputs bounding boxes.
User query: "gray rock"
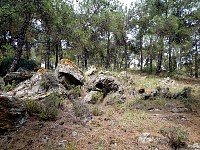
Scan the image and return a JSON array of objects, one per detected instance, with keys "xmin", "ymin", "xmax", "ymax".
[
  {"xmin": 71, "ymin": 131, "xmax": 78, "ymax": 137},
  {"xmin": 0, "ymin": 94, "xmax": 26, "ymax": 134},
  {"xmin": 173, "ymin": 87, "xmax": 192, "ymax": 99},
  {"xmin": 165, "ymin": 103, "xmax": 175, "ymax": 109},
  {"xmin": 87, "ymin": 74, "xmax": 122, "ymax": 94},
  {"xmin": 103, "ymin": 92, "xmax": 125, "ymax": 105},
  {"xmin": 83, "ymin": 91, "xmax": 104, "ymax": 104},
  {"xmin": 10, "ymin": 70, "xmax": 66, "ymax": 100},
  {"xmin": 171, "ymin": 107, "xmax": 189, "ymax": 113},
  {"xmin": 4, "ymin": 71, "xmax": 33, "ymax": 86},
  {"xmin": 85, "ymin": 65, "xmax": 97, "ymax": 76},
  {"xmin": 138, "ymin": 132, "xmax": 154, "ymax": 144},
  {"xmin": 55, "ymin": 59, "xmax": 85, "ymax": 88},
  {"xmin": 190, "ymin": 143, "xmax": 200, "ymax": 149},
  {"xmin": 58, "ymin": 140, "xmax": 67, "ymax": 148}
]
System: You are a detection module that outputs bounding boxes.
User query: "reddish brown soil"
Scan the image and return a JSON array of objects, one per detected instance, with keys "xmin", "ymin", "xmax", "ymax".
[{"xmin": 0, "ymin": 77, "xmax": 199, "ymax": 150}]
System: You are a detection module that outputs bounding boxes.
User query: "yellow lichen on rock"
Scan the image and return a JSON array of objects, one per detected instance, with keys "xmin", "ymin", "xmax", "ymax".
[
  {"xmin": 37, "ymin": 68, "xmax": 48, "ymax": 73},
  {"xmin": 61, "ymin": 59, "xmax": 79, "ymax": 70}
]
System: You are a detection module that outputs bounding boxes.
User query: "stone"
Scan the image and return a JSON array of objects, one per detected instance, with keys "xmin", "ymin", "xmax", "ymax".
[
  {"xmin": 85, "ymin": 65, "xmax": 97, "ymax": 76},
  {"xmin": 83, "ymin": 91, "xmax": 104, "ymax": 104},
  {"xmin": 3, "ymin": 70, "xmax": 33, "ymax": 86},
  {"xmin": 87, "ymin": 74, "xmax": 121, "ymax": 94},
  {"xmin": 55, "ymin": 59, "xmax": 85, "ymax": 88},
  {"xmin": 160, "ymin": 77, "xmax": 175, "ymax": 85},
  {"xmin": 189, "ymin": 143, "xmax": 200, "ymax": 149},
  {"xmin": 171, "ymin": 107, "xmax": 189, "ymax": 113},
  {"xmin": 104, "ymin": 92, "xmax": 126, "ymax": 105},
  {"xmin": 133, "ymin": 104, "xmax": 146, "ymax": 110},
  {"xmin": 58, "ymin": 140, "xmax": 67, "ymax": 148},
  {"xmin": 71, "ymin": 131, "xmax": 78, "ymax": 137},
  {"xmin": 0, "ymin": 94, "xmax": 26, "ymax": 134},
  {"xmin": 138, "ymin": 132, "xmax": 154, "ymax": 144},
  {"xmin": 10, "ymin": 69, "xmax": 66, "ymax": 100},
  {"xmin": 152, "ymin": 87, "xmax": 172, "ymax": 98},
  {"xmin": 173, "ymin": 87, "xmax": 191, "ymax": 99}
]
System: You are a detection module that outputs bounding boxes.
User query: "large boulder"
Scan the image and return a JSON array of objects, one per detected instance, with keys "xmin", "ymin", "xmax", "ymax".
[
  {"xmin": 10, "ymin": 68, "xmax": 66, "ymax": 100},
  {"xmin": 87, "ymin": 74, "xmax": 123, "ymax": 94},
  {"xmin": 55, "ymin": 59, "xmax": 85, "ymax": 88},
  {"xmin": 0, "ymin": 94, "xmax": 26, "ymax": 134},
  {"xmin": 3, "ymin": 70, "xmax": 34, "ymax": 86}
]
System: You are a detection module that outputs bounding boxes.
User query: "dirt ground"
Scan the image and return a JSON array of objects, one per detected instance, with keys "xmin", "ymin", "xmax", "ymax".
[{"xmin": 0, "ymin": 74, "xmax": 200, "ymax": 150}]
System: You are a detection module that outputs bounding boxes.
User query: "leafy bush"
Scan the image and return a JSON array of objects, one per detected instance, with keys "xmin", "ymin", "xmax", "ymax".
[
  {"xmin": 26, "ymin": 99, "xmax": 40, "ymax": 115},
  {"xmin": 64, "ymin": 142, "xmax": 77, "ymax": 150},
  {"xmin": 68, "ymin": 85, "xmax": 83, "ymax": 99},
  {"xmin": 1, "ymin": 80, "xmax": 16, "ymax": 92},
  {"xmin": 19, "ymin": 58, "xmax": 38, "ymax": 71},
  {"xmin": 39, "ymin": 91, "xmax": 64, "ymax": 120},
  {"xmin": 26, "ymin": 91, "xmax": 64, "ymax": 120},
  {"xmin": 0, "ymin": 57, "xmax": 38, "ymax": 76},
  {"xmin": 160, "ymin": 126, "xmax": 188, "ymax": 149},
  {"xmin": 92, "ymin": 106, "xmax": 103, "ymax": 116},
  {"xmin": 72, "ymin": 101, "xmax": 90, "ymax": 118},
  {"xmin": 91, "ymin": 91, "xmax": 104, "ymax": 104}
]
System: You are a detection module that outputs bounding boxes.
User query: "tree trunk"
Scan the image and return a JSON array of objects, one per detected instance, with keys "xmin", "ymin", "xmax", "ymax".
[
  {"xmin": 58, "ymin": 41, "xmax": 63, "ymax": 60},
  {"xmin": 149, "ymin": 37, "xmax": 153, "ymax": 73},
  {"xmin": 194, "ymin": 34, "xmax": 198, "ymax": 78},
  {"xmin": 81, "ymin": 46, "xmax": 88, "ymax": 69},
  {"xmin": 55, "ymin": 41, "xmax": 59, "ymax": 68},
  {"xmin": 9, "ymin": 13, "xmax": 31, "ymax": 72},
  {"xmin": 45, "ymin": 36, "xmax": 50, "ymax": 69},
  {"xmin": 140, "ymin": 34, "xmax": 143, "ymax": 71},
  {"xmin": 106, "ymin": 31, "xmax": 111, "ymax": 69},
  {"xmin": 156, "ymin": 36, "xmax": 164, "ymax": 74},
  {"xmin": 122, "ymin": 33, "xmax": 128, "ymax": 69},
  {"xmin": 168, "ymin": 38, "xmax": 173, "ymax": 73}
]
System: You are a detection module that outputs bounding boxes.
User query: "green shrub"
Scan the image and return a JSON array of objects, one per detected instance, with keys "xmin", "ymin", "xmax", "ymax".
[
  {"xmin": 64, "ymin": 142, "xmax": 77, "ymax": 150},
  {"xmin": 1, "ymin": 80, "xmax": 16, "ymax": 92},
  {"xmin": 0, "ymin": 57, "xmax": 38, "ymax": 76},
  {"xmin": 39, "ymin": 91, "xmax": 64, "ymax": 120},
  {"xmin": 68, "ymin": 85, "xmax": 83, "ymax": 99},
  {"xmin": 92, "ymin": 106, "xmax": 103, "ymax": 116},
  {"xmin": 72, "ymin": 101, "xmax": 89, "ymax": 118},
  {"xmin": 25, "ymin": 91, "xmax": 64, "ymax": 120},
  {"xmin": 19, "ymin": 58, "xmax": 38, "ymax": 71},
  {"xmin": 91, "ymin": 91, "xmax": 104, "ymax": 104},
  {"xmin": 26, "ymin": 99, "xmax": 40, "ymax": 115},
  {"xmin": 160, "ymin": 126, "xmax": 188, "ymax": 149}
]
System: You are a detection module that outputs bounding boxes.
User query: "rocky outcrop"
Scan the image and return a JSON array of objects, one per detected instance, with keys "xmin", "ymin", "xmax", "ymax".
[
  {"xmin": 0, "ymin": 94, "xmax": 26, "ymax": 134},
  {"xmin": 3, "ymin": 70, "xmax": 34, "ymax": 86},
  {"xmin": 85, "ymin": 65, "xmax": 97, "ymax": 76},
  {"xmin": 55, "ymin": 59, "xmax": 85, "ymax": 88},
  {"xmin": 87, "ymin": 74, "xmax": 123, "ymax": 94},
  {"xmin": 83, "ymin": 91, "xmax": 104, "ymax": 104},
  {"xmin": 10, "ymin": 68, "xmax": 66, "ymax": 100}
]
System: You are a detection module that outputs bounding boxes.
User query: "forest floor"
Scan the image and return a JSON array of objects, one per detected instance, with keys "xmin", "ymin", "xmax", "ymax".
[{"xmin": 0, "ymin": 71, "xmax": 200, "ymax": 150}]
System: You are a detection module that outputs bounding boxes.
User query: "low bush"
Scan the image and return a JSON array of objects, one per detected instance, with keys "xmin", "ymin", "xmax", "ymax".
[{"xmin": 160, "ymin": 126, "xmax": 188, "ymax": 149}]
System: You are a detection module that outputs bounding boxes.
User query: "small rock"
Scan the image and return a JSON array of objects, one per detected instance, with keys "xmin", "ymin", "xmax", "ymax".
[
  {"xmin": 171, "ymin": 107, "xmax": 189, "ymax": 113},
  {"xmin": 85, "ymin": 65, "xmax": 97, "ymax": 76},
  {"xmin": 58, "ymin": 140, "xmax": 67, "ymax": 147},
  {"xmin": 42, "ymin": 135, "xmax": 49, "ymax": 143},
  {"xmin": 188, "ymin": 143, "xmax": 200, "ymax": 149},
  {"xmin": 165, "ymin": 103, "xmax": 174, "ymax": 109},
  {"xmin": 59, "ymin": 121, "xmax": 64, "ymax": 125},
  {"xmin": 72, "ymin": 131, "xmax": 78, "ymax": 137},
  {"xmin": 149, "ymin": 108, "xmax": 161, "ymax": 112},
  {"xmin": 138, "ymin": 133, "xmax": 154, "ymax": 144}
]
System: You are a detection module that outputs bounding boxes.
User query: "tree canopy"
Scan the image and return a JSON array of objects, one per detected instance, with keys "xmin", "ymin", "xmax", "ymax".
[{"xmin": 0, "ymin": 0, "xmax": 199, "ymax": 77}]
